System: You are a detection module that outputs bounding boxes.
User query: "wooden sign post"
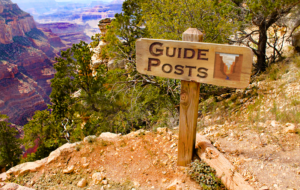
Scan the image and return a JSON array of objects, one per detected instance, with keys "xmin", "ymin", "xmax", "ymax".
[
  {"xmin": 136, "ymin": 28, "xmax": 253, "ymax": 166},
  {"xmin": 177, "ymin": 28, "xmax": 202, "ymax": 166}
]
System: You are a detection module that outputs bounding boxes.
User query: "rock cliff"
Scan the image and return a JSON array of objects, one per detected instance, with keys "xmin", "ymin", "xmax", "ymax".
[
  {"xmin": 37, "ymin": 22, "xmax": 92, "ymax": 44},
  {"xmin": 0, "ymin": 0, "xmax": 68, "ymax": 125}
]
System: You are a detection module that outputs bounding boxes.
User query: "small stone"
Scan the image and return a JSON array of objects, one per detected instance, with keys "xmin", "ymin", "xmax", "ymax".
[
  {"xmin": 283, "ymin": 123, "xmax": 296, "ymax": 133},
  {"xmin": 170, "ymin": 143, "xmax": 177, "ymax": 148},
  {"xmin": 83, "ymin": 163, "xmax": 89, "ymax": 168},
  {"xmin": 133, "ymin": 181, "xmax": 140, "ymax": 187},
  {"xmin": 167, "ymin": 132, "xmax": 173, "ymax": 141},
  {"xmin": 92, "ymin": 172, "xmax": 105, "ymax": 185},
  {"xmin": 102, "ymin": 180, "xmax": 108, "ymax": 185},
  {"xmin": 157, "ymin": 127, "xmax": 168, "ymax": 134},
  {"xmin": 166, "ymin": 180, "xmax": 179, "ymax": 190},
  {"xmin": 63, "ymin": 165, "xmax": 74, "ymax": 174},
  {"xmin": 81, "ymin": 157, "xmax": 87, "ymax": 164},
  {"xmin": 162, "ymin": 178, "xmax": 167, "ymax": 183},
  {"xmin": 271, "ymin": 120, "xmax": 279, "ymax": 127},
  {"xmin": 77, "ymin": 178, "xmax": 87, "ymax": 188},
  {"xmin": 29, "ymin": 180, "xmax": 35, "ymax": 186},
  {"xmin": 259, "ymin": 186, "xmax": 269, "ymax": 190}
]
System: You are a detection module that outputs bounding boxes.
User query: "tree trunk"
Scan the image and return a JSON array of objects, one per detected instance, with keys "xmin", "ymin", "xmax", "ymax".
[{"xmin": 256, "ymin": 22, "xmax": 268, "ymax": 73}]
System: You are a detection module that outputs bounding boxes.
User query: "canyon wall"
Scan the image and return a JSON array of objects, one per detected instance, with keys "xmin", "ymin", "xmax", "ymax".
[
  {"xmin": 0, "ymin": 0, "xmax": 68, "ymax": 125},
  {"xmin": 37, "ymin": 22, "xmax": 92, "ymax": 44}
]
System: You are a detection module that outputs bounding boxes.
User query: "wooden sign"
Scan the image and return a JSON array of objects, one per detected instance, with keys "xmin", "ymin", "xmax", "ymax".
[
  {"xmin": 136, "ymin": 38, "xmax": 253, "ymax": 88},
  {"xmin": 136, "ymin": 28, "xmax": 253, "ymax": 167}
]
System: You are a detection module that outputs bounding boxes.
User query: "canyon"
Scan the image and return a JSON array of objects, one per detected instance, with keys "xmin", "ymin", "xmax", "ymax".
[
  {"xmin": 0, "ymin": 0, "xmax": 121, "ymax": 125},
  {"xmin": 15, "ymin": 0, "xmax": 123, "ymax": 39},
  {"xmin": 0, "ymin": 0, "xmax": 68, "ymax": 125}
]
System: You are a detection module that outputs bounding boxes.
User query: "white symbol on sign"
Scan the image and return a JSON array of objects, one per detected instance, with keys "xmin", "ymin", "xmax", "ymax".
[{"xmin": 219, "ymin": 53, "xmax": 239, "ymax": 73}]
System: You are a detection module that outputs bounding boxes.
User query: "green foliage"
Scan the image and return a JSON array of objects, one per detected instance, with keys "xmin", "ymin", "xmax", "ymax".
[
  {"xmin": 188, "ymin": 159, "xmax": 226, "ymax": 190},
  {"xmin": 244, "ymin": 0, "xmax": 299, "ymax": 18},
  {"xmin": 142, "ymin": 0, "xmax": 240, "ymax": 43},
  {"xmin": 23, "ymin": 110, "xmax": 64, "ymax": 161},
  {"xmin": 0, "ymin": 114, "xmax": 22, "ymax": 170},
  {"xmin": 233, "ymin": 0, "xmax": 300, "ymax": 72},
  {"xmin": 90, "ymin": 33, "xmax": 101, "ymax": 48},
  {"xmin": 50, "ymin": 41, "xmax": 107, "ymax": 120},
  {"xmin": 102, "ymin": 0, "xmax": 148, "ymax": 61}
]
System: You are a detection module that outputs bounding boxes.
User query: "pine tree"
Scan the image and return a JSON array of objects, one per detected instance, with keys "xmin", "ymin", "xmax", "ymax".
[{"xmin": 0, "ymin": 114, "xmax": 22, "ymax": 170}]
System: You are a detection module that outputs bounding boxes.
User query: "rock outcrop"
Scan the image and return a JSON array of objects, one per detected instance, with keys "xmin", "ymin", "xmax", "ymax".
[
  {"xmin": 0, "ymin": 3, "xmax": 36, "ymax": 44},
  {"xmin": 0, "ymin": 0, "xmax": 68, "ymax": 125}
]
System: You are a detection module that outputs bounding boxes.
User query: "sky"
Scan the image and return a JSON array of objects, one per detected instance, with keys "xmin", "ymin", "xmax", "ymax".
[{"xmin": 11, "ymin": 0, "xmax": 112, "ymax": 3}]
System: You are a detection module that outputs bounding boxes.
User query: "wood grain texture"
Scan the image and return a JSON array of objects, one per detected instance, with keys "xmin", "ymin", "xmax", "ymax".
[
  {"xmin": 196, "ymin": 134, "xmax": 255, "ymax": 190},
  {"xmin": 182, "ymin": 28, "xmax": 203, "ymax": 42},
  {"xmin": 178, "ymin": 80, "xmax": 200, "ymax": 166},
  {"xmin": 136, "ymin": 38, "xmax": 253, "ymax": 88},
  {"xmin": 177, "ymin": 28, "xmax": 202, "ymax": 166}
]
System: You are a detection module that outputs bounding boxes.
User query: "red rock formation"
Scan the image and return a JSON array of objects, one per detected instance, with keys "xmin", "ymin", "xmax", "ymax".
[
  {"xmin": 37, "ymin": 22, "xmax": 92, "ymax": 44},
  {"xmin": 0, "ymin": 0, "xmax": 67, "ymax": 125},
  {"xmin": 0, "ymin": 3, "xmax": 36, "ymax": 44},
  {"xmin": 0, "ymin": 65, "xmax": 48, "ymax": 125}
]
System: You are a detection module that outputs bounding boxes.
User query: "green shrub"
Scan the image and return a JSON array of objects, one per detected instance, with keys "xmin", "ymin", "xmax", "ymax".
[{"xmin": 188, "ymin": 159, "xmax": 226, "ymax": 190}]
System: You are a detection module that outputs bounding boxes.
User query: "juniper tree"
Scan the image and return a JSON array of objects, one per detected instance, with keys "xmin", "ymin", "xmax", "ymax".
[
  {"xmin": 0, "ymin": 114, "xmax": 22, "ymax": 170},
  {"xmin": 231, "ymin": 0, "xmax": 300, "ymax": 73}
]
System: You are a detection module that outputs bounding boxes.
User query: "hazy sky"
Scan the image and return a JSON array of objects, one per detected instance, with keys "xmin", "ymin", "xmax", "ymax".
[{"xmin": 12, "ymin": 0, "xmax": 112, "ymax": 3}]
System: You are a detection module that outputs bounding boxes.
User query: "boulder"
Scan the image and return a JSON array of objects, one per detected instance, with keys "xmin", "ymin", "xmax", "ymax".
[
  {"xmin": 47, "ymin": 142, "xmax": 80, "ymax": 164},
  {"xmin": 0, "ymin": 172, "xmax": 7, "ymax": 181},
  {"xmin": 6, "ymin": 158, "xmax": 47, "ymax": 176},
  {"xmin": 292, "ymin": 31, "xmax": 300, "ymax": 52},
  {"xmin": 99, "ymin": 132, "xmax": 120, "ymax": 140}
]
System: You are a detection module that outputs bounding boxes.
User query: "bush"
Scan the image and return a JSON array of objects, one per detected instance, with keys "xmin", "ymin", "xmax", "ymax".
[{"xmin": 188, "ymin": 159, "xmax": 226, "ymax": 190}]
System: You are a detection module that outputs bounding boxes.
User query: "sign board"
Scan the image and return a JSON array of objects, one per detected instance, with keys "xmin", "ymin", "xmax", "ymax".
[{"xmin": 136, "ymin": 38, "xmax": 253, "ymax": 88}]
